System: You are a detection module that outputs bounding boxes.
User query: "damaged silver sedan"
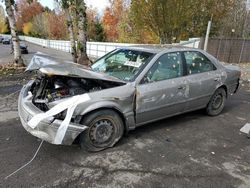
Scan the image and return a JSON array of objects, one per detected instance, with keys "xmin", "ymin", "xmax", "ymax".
[{"xmin": 18, "ymin": 46, "xmax": 241, "ymax": 151}]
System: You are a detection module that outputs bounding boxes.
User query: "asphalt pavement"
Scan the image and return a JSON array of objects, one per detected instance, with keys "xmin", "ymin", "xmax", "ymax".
[
  {"xmin": 0, "ymin": 75, "xmax": 249, "ymax": 188},
  {"xmin": 0, "ymin": 42, "xmax": 72, "ymax": 65},
  {"xmin": 0, "ymin": 42, "xmax": 250, "ymax": 188}
]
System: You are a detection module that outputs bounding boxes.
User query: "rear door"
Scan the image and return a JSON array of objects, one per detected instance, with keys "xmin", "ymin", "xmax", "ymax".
[
  {"xmin": 135, "ymin": 51, "xmax": 189, "ymax": 125},
  {"xmin": 183, "ymin": 51, "xmax": 221, "ymax": 110}
]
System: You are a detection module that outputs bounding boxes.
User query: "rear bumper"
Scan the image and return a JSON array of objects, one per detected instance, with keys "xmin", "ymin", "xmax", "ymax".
[
  {"xmin": 234, "ymin": 79, "xmax": 240, "ymax": 93},
  {"xmin": 18, "ymin": 81, "xmax": 87, "ymax": 145},
  {"xmin": 226, "ymin": 78, "xmax": 240, "ymax": 95}
]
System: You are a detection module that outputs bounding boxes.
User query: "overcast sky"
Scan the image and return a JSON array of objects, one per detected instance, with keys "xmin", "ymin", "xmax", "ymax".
[
  {"xmin": 38, "ymin": 0, "xmax": 110, "ymax": 13},
  {"xmin": 0, "ymin": 0, "xmax": 110, "ymax": 14}
]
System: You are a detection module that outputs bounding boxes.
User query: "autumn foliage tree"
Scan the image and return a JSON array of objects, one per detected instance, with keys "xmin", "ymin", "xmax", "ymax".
[
  {"xmin": 4, "ymin": 0, "xmax": 241, "ymax": 49},
  {"xmin": 16, "ymin": 0, "xmax": 44, "ymax": 34},
  {"xmin": 0, "ymin": 5, "xmax": 9, "ymax": 33},
  {"xmin": 102, "ymin": 0, "xmax": 125, "ymax": 42},
  {"xmin": 129, "ymin": 0, "xmax": 233, "ymax": 44},
  {"xmin": 30, "ymin": 12, "xmax": 49, "ymax": 38},
  {"xmin": 218, "ymin": 0, "xmax": 250, "ymax": 38},
  {"xmin": 102, "ymin": 7, "xmax": 118, "ymax": 42},
  {"xmin": 87, "ymin": 7, "xmax": 105, "ymax": 42},
  {"xmin": 47, "ymin": 12, "xmax": 68, "ymax": 39}
]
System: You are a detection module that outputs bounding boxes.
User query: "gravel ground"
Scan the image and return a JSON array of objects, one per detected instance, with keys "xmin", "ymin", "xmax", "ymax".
[
  {"xmin": 0, "ymin": 71, "xmax": 250, "ymax": 188},
  {"xmin": 233, "ymin": 63, "xmax": 250, "ymax": 82}
]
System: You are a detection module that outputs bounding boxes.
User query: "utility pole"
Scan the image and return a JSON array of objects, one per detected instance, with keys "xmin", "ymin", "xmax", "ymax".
[
  {"xmin": 204, "ymin": 15, "xmax": 213, "ymax": 51},
  {"xmin": 238, "ymin": 0, "xmax": 250, "ymax": 64}
]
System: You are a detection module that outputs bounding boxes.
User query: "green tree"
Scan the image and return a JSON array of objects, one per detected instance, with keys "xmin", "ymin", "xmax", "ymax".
[
  {"xmin": 87, "ymin": 7, "xmax": 105, "ymax": 42},
  {"xmin": 30, "ymin": 12, "xmax": 49, "ymax": 38},
  {"xmin": 218, "ymin": 0, "xmax": 250, "ymax": 38},
  {"xmin": 130, "ymin": 0, "xmax": 232, "ymax": 44},
  {"xmin": 94, "ymin": 22, "xmax": 105, "ymax": 42},
  {"xmin": 117, "ymin": 1, "xmax": 159, "ymax": 43}
]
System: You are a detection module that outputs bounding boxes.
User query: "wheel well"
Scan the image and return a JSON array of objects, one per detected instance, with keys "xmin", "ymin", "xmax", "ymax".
[
  {"xmin": 83, "ymin": 107, "xmax": 127, "ymax": 132},
  {"xmin": 218, "ymin": 85, "xmax": 228, "ymax": 97},
  {"xmin": 73, "ymin": 107, "xmax": 127, "ymax": 145}
]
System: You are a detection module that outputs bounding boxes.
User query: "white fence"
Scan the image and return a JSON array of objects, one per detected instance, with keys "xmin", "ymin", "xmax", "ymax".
[{"xmin": 2, "ymin": 34, "xmax": 200, "ymax": 59}]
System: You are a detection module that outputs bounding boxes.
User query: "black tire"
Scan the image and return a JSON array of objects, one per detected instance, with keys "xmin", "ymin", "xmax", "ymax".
[
  {"xmin": 206, "ymin": 88, "xmax": 226, "ymax": 116},
  {"xmin": 79, "ymin": 109, "xmax": 124, "ymax": 152}
]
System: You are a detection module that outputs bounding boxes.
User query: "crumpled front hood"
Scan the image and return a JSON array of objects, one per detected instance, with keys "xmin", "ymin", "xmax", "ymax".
[{"xmin": 26, "ymin": 53, "xmax": 125, "ymax": 83}]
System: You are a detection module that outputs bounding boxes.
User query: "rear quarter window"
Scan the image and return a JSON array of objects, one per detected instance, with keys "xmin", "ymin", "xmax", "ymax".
[{"xmin": 184, "ymin": 51, "xmax": 216, "ymax": 75}]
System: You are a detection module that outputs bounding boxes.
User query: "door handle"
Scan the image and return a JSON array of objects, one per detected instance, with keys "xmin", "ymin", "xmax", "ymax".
[
  {"xmin": 214, "ymin": 77, "xmax": 220, "ymax": 81},
  {"xmin": 143, "ymin": 97, "xmax": 156, "ymax": 103},
  {"xmin": 178, "ymin": 86, "xmax": 186, "ymax": 90}
]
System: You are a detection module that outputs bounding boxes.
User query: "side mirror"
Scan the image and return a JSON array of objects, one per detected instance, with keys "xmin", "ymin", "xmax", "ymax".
[{"xmin": 141, "ymin": 76, "xmax": 150, "ymax": 84}]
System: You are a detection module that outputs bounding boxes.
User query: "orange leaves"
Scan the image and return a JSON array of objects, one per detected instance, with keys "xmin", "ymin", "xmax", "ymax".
[
  {"xmin": 102, "ymin": 7, "xmax": 119, "ymax": 42},
  {"xmin": 102, "ymin": 0, "xmax": 126, "ymax": 42},
  {"xmin": 16, "ymin": 0, "xmax": 44, "ymax": 32},
  {"xmin": 47, "ymin": 13, "xmax": 68, "ymax": 40},
  {"xmin": 15, "ymin": 0, "xmax": 68, "ymax": 39}
]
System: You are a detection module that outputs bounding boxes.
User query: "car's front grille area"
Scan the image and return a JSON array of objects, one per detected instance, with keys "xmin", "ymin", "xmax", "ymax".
[
  {"xmin": 18, "ymin": 102, "xmax": 30, "ymax": 122},
  {"xmin": 33, "ymin": 102, "xmax": 49, "ymax": 112}
]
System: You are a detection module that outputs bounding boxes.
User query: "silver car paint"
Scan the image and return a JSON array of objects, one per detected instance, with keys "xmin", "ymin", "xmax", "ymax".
[
  {"xmin": 18, "ymin": 81, "xmax": 88, "ymax": 145},
  {"xmin": 19, "ymin": 47, "xmax": 241, "ymax": 145}
]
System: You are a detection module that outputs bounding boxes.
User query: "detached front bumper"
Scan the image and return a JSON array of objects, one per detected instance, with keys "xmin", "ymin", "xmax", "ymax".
[{"xmin": 18, "ymin": 81, "xmax": 87, "ymax": 145}]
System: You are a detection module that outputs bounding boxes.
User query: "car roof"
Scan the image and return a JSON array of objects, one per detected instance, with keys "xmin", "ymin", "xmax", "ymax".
[{"xmin": 122, "ymin": 45, "xmax": 194, "ymax": 54}]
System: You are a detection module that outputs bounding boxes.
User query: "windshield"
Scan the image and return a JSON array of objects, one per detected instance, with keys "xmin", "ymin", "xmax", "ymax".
[{"xmin": 91, "ymin": 49, "xmax": 155, "ymax": 81}]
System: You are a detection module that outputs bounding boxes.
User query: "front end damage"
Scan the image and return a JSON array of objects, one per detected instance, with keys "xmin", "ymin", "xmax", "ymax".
[
  {"xmin": 18, "ymin": 55, "xmax": 127, "ymax": 145},
  {"xmin": 18, "ymin": 80, "xmax": 88, "ymax": 145}
]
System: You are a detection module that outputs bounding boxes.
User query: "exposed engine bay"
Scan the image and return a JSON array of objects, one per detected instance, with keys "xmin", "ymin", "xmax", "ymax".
[{"xmin": 30, "ymin": 74, "xmax": 124, "ymax": 111}]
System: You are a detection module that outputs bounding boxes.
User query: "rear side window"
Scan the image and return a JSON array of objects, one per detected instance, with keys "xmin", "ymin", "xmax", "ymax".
[{"xmin": 184, "ymin": 51, "xmax": 216, "ymax": 75}]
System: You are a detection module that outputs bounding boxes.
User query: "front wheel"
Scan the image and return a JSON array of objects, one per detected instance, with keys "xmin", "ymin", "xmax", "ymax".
[
  {"xmin": 206, "ymin": 88, "xmax": 226, "ymax": 116},
  {"xmin": 79, "ymin": 110, "xmax": 124, "ymax": 152}
]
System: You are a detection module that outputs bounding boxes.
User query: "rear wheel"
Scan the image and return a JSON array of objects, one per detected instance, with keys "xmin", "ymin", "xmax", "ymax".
[
  {"xmin": 206, "ymin": 88, "xmax": 226, "ymax": 116},
  {"xmin": 79, "ymin": 109, "xmax": 124, "ymax": 152}
]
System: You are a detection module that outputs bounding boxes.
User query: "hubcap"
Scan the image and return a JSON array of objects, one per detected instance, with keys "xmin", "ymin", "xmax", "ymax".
[
  {"xmin": 89, "ymin": 119, "xmax": 114, "ymax": 145},
  {"xmin": 212, "ymin": 94, "xmax": 223, "ymax": 110}
]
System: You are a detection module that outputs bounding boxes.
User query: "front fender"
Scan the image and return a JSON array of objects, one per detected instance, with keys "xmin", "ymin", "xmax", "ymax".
[
  {"xmin": 74, "ymin": 99, "xmax": 136, "ymax": 132},
  {"xmin": 79, "ymin": 100, "xmax": 125, "ymax": 116}
]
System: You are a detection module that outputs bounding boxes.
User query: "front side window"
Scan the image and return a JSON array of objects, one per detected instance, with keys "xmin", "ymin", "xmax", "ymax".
[
  {"xmin": 143, "ymin": 52, "xmax": 183, "ymax": 83},
  {"xmin": 184, "ymin": 51, "xmax": 216, "ymax": 75},
  {"xmin": 92, "ymin": 49, "xmax": 154, "ymax": 81}
]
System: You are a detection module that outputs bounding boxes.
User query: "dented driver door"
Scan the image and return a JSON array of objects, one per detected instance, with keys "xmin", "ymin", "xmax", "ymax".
[
  {"xmin": 135, "ymin": 52, "xmax": 189, "ymax": 125},
  {"xmin": 135, "ymin": 77, "xmax": 189, "ymax": 125}
]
